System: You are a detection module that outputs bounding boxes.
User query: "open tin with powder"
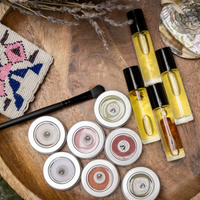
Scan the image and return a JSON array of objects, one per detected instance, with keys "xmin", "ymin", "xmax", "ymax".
[
  {"xmin": 28, "ymin": 116, "xmax": 66, "ymax": 154},
  {"xmin": 105, "ymin": 128, "xmax": 142, "ymax": 166},
  {"xmin": 67, "ymin": 121, "xmax": 105, "ymax": 159},
  {"xmin": 43, "ymin": 152, "xmax": 82, "ymax": 190},
  {"xmin": 81, "ymin": 159, "xmax": 120, "ymax": 197},
  {"xmin": 94, "ymin": 90, "xmax": 132, "ymax": 129},
  {"xmin": 122, "ymin": 167, "xmax": 160, "ymax": 200}
]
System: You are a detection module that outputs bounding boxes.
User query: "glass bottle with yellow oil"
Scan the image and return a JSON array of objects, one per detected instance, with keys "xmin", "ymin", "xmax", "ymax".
[
  {"xmin": 127, "ymin": 9, "xmax": 162, "ymax": 86},
  {"xmin": 156, "ymin": 47, "xmax": 193, "ymax": 125},
  {"xmin": 147, "ymin": 83, "xmax": 185, "ymax": 161},
  {"xmin": 123, "ymin": 66, "xmax": 160, "ymax": 144}
]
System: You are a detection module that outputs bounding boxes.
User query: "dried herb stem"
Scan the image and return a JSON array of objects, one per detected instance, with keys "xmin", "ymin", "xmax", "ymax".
[
  {"xmin": 2, "ymin": 0, "xmax": 134, "ymax": 50},
  {"xmin": 14, "ymin": 1, "xmax": 48, "ymax": 18}
]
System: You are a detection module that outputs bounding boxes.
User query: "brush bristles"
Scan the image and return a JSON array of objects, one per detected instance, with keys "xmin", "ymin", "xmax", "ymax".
[{"xmin": 91, "ymin": 85, "xmax": 105, "ymax": 98}]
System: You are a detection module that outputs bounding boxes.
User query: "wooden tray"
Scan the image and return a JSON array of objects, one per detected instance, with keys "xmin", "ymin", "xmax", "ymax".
[{"xmin": 1, "ymin": 1, "xmax": 200, "ymax": 200}]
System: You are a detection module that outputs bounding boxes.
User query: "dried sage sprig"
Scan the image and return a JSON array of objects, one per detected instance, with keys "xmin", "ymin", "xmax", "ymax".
[{"xmin": 1, "ymin": 0, "xmax": 134, "ymax": 50}]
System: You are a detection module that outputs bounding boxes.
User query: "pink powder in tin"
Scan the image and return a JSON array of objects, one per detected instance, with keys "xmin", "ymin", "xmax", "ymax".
[{"xmin": 74, "ymin": 128, "xmax": 98, "ymax": 153}]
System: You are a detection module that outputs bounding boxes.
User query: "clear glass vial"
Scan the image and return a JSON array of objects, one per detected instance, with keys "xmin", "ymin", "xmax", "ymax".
[
  {"xmin": 28, "ymin": 116, "xmax": 66, "ymax": 154},
  {"xmin": 122, "ymin": 167, "xmax": 160, "ymax": 200},
  {"xmin": 127, "ymin": 9, "xmax": 162, "ymax": 86},
  {"xmin": 67, "ymin": 121, "xmax": 105, "ymax": 159},
  {"xmin": 94, "ymin": 90, "xmax": 131, "ymax": 129},
  {"xmin": 43, "ymin": 152, "xmax": 82, "ymax": 190},
  {"xmin": 156, "ymin": 47, "xmax": 193, "ymax": 125},
  {"xmin": 147, "ymin": 83, "xmax": 185, "ymax": 161},
  {"xmin": 105, "ymin": 128, "xmax": 142, "ymax": 166},
  {"xmin": 81, "ymin": 159, "xmax": 120, "ymax": 197},
  {"xmin": 123, "ymin": 66, "xmax": 160, "ymax": 144}
]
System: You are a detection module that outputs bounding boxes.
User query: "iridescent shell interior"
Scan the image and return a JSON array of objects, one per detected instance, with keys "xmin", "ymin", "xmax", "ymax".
[{"xmin": 159, "ymin": 0, "xmax": 200, "ymax": 59}]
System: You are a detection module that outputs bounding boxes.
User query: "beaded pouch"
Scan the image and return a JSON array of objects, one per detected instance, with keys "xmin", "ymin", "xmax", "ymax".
[{"xmin": 0, "ymin": 23, "xmax": 53, "ymax": 119}]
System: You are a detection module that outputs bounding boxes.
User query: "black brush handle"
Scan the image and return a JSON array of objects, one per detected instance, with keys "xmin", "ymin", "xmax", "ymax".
[{"xmin": 0, "ymin": 91, "xmax": 92, "ymax": 130}]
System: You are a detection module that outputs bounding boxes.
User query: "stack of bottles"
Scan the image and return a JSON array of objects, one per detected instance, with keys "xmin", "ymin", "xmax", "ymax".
[{"xmin": 124, "ymin": 9, "xmax": 193, "ymax": 161}]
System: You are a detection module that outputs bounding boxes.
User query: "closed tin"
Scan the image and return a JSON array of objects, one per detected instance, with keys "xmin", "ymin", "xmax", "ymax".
[
  {"xmin": 67, "ymin": 121, "xmax": 105, "ymax": 159},
  {"xmin": 28, "ymin": 116, "xmax": 66, "ymax": 154},
  {"xmin": 105, "ymin": 128, "xmax": 142, "ymax": 166},
  {"xmin": 94, "ymin": 91, "xmax": 132, "ymax": 129},
  {"xmin": 43, "ymin": 152, "xmax": 81, "ymax": 190},
  {"xmin": 81, "ymin": 159, "xmax": 120, "ymax": 197},
  {"xmin": 122, "ymin": 167, "xmax": 160, "ymax": 200}
]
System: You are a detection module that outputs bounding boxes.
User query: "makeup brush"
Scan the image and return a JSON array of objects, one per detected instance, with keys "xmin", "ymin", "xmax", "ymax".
[{"xmin": 0, "ymin": 85, "xmax": 105, "ymax": 130}]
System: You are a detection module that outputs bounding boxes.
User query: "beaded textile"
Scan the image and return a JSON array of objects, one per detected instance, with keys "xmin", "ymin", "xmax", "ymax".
[{"xmin": 0, "ymin": 23, "xmax": 53, "ymax": 118}]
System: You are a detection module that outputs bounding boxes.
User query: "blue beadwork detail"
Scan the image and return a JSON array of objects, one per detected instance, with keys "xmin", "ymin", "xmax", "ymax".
[
  {"xmin": 13, "ymin": 93, "xmax": 24, "ymax": 111},
  {"xmin": 30, "ymin": 63, "xmax": 43, "ymax": 75},
  {"xmin": 7, "ymin": 63, "xmax": 43, "ymax": 111},
  {"xmin": 9, "ymin": 77, "xmax": 20, "ymax": 93},
  {"xmin": 10, "ymin": 63, "xmax": 43, "ymax": 78},
  {"xmin": 8, "ymin": 77, "xmax": 24, "ymax": 111},
  {"xmin": 11, "ymin": 68, "xmax": 28, "ymax": 78}
]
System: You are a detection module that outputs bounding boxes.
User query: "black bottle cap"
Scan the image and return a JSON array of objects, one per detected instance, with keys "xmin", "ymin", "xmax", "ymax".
[
  {"xmin": 123, "ymin": 66, "xmax": 145, "ymax": 92},
  {"xmin": 155, "ymin": 47, "xmax": 177, "ymax": 74},
  {"xmin": 146, "ymin": 83, "xmax": 169, "ymax": 110},
  {"xmin": 127, "ymin": 9, "xmax": 148, "ymax": 35}
]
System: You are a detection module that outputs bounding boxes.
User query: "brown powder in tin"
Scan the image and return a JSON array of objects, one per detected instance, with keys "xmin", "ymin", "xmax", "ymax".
[{"xmin": 88, "ymin": 167, "xmax": 109, "ymax": 191}]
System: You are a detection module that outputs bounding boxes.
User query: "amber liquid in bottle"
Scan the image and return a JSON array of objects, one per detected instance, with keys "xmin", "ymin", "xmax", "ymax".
[
  {"xmin": 132, "ymin": 30, "xmax": 162, "ymax": 86},
  {"xmin": 162, "ymin": 69, "xmax": 193, "ymax": 125},
  {"xmin": 129, "ymin": 88, "xmax": 160, "ymax": 144},
  {"xmin": 153, "ymin": 105, "xmax": 185, "ymax": 161}
]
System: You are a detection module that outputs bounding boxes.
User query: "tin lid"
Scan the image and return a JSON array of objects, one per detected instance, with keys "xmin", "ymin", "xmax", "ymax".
[
  {"xmin": 43, "ymin": 152, "xmax": 81, "ymax": 190},
  {"xmin": 67, "ymin": 121, "xmax": 105, "ymax": 159},
  {"xmin": 105, "ymin": 128, "xmax": 142, "ymax": 166},
  {"xmin": 127, "ymin": 9, "xmax": 148, "ymax": 35},
  {"xmin": 123, "ymin": 66, "xmax": 145, "ymax": 91},
  {"xmin": 122, "ymin": 167, "xmax": 160, "ymax": 200},
  {"xmin": 81, "ymin": 159, "xmax": 120, "ymax": 197},
  {"xmin": 94, "ymin": 91, "xmax": 132, "ymax": 129},
  {"xmin": 155, "ymin": 47, "xmax": 177, "ymax": 74},
  {"xmin": 28, "ymin": 116, "xmax": 66, "ymax": 154}
]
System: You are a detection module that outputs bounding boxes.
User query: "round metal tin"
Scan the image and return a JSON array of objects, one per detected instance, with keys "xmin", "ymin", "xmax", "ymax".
[
  {"xmin": 122, "ymin": 167, "xmax": 160, "ymax": 200},
  {"xmin": 43, "ymin": 152, "xmax": 81, "ymax": 190},
  {"xmin": 28, "ymin": 116, "xmax": 66, "ymax": 154},
  {"xmin": 105, "ymin": 128, "xmax": 142, "ymax": 166},
  {"xmin": 81, "ymin": 159, "xmax": 120, "ymax": 197},
  {"xmin": 94, "ymin": 90, "xmax": 132, "ymax": 129},
  {"xmin": 67, "ymin": 121, "xmax": 105, "ymax": 159}
]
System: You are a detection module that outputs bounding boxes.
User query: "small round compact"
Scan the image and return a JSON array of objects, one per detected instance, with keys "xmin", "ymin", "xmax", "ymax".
[
  {"xmin": 81, "ymin": 159, "xmax": 120, "ymax": 197},
  {"xmin": 122, "ymin": 167, "xmax": 160, "ymax": 200},
  {"xmin": 67, "ymin": 121, "xmax": 105, "ymax": 159},
  {"xmin": 94, "ymin": 90, "xmax": 131, "ymax": 129},
  {"xmin": 43, "ymin": 152, "xmax": 81, "ymax": 190},
  {"xmin": 105, "ymin": 128, "xmax": 142, "ymax": 166},
  {"xmin": 28, "ymin": 116, "xmax": 66, "ymax": 154}
]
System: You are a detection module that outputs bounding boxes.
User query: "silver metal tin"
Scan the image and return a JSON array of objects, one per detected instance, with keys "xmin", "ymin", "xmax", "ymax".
[
  {"xmin": 81, "ymin": 159, "xmax": 120, "ymax": 197},
  {"xmin": 28, "ymin": 116, "xmax": 66, "ymax": 154},
  {"xmin": 105, "ymin": 128, "xmax": 142, "ymax": 166},
  {"xmin": 43, "ymin": 152, "xmax": 81, "ymax": 190},
  {"xmin": 94, "ymin": 90, "xmax": 132, "ymax": 129},
  {"xmin": 122, "ymin": 167, "xmax": 160, "ymax": 200},
  {"xmin": 67, "ymin": 121, "xmax": 105, "ymax": 159}
]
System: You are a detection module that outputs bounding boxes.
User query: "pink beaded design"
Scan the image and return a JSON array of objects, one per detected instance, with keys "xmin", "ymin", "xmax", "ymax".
[{"xmin": 0, "ymin": 23, "xmax": 53, "ymax": 119}]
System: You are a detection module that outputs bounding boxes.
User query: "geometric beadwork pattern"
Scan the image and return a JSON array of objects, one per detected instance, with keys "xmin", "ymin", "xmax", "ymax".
[{"xmin": 0, "ymin": 23, "xmax": 53, "ymax": 119}]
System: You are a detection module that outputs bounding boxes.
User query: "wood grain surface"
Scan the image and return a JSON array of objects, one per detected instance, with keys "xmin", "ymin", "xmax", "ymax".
[{"xmin": 1, "ymin": 1, "xmax": 200, "ymax": 200}]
